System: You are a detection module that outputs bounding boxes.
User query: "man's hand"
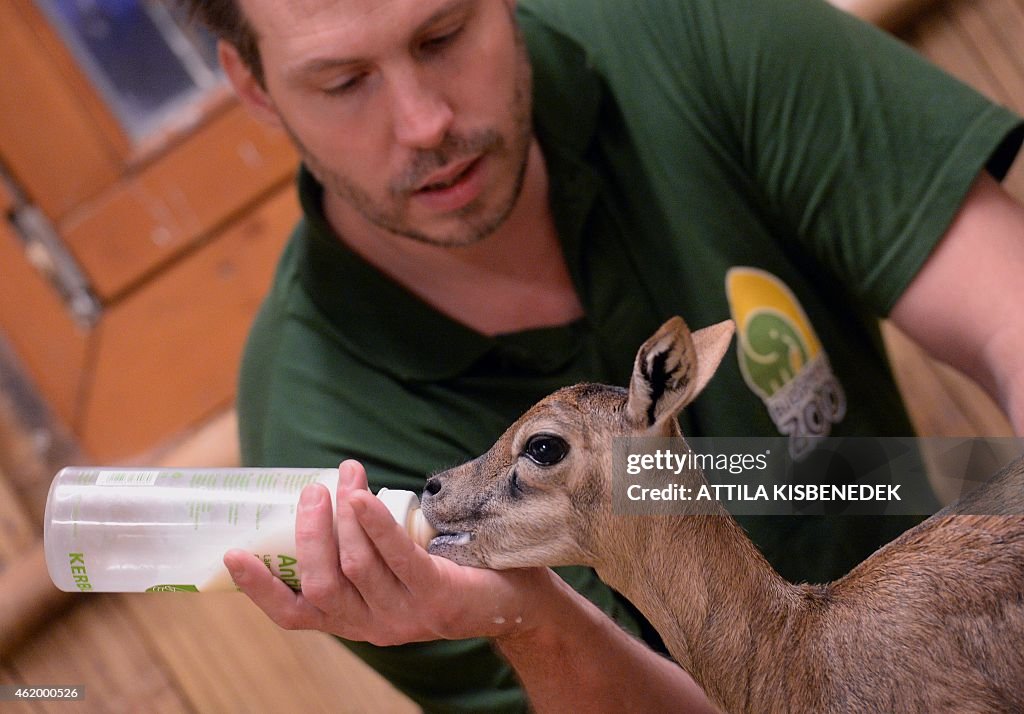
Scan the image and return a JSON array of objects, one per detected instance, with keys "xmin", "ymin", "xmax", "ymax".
[
  {"xmin": 225, "ymin": 460, "xmax": 717, "ymax": 712},
  {"xmin": 223, "ymin": 460, "xmax": 552, "ymax": 645}
]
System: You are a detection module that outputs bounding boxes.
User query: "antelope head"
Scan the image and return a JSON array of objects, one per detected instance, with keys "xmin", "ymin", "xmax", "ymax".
[{"xmin": 420, "ymin": 316, "xmax": 735, "ymax": 569}]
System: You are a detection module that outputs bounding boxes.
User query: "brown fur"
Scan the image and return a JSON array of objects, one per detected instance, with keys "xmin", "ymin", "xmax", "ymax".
[{"xmin": 421, "ymin": 316, "xmax": 1024, "ymax": 712}]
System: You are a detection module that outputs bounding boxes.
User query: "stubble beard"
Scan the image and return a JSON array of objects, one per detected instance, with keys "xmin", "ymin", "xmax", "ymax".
[{"xmin": 291, "ymin": 31, "xmax": 534, "ymax": 249}]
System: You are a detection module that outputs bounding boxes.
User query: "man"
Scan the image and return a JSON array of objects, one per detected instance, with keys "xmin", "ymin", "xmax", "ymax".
[{"xmin": 185, "ymin": 0, "xmax": 1024, "ymax": 709}]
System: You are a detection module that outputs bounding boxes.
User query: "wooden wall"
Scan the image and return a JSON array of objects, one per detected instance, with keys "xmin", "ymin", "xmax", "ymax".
[{"xmin": 0, "ymin": 0, "xmax": 299, "ymax": 462}]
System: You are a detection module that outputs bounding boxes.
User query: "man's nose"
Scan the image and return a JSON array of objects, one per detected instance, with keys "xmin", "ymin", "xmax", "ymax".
[{"xmin": 390, "ymin": 70, "xmax": 455, "ymax": 149}]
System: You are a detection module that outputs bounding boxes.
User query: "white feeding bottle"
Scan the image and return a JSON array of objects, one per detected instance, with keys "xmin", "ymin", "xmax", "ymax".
[{"xmin": 44, "ymin": 467, "xmax": 437, "ymax": 593}]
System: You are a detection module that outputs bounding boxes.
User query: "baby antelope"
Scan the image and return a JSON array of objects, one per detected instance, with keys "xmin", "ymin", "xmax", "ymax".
[{"xmin": 421, "ymin": 316, "xmax": 1024, "ymax": 713}]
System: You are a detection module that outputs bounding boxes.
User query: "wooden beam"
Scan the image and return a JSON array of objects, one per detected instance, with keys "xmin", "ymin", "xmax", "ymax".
[
  {"xmin": 0, "ymin": 1, "xmax": 121, "ymax": 220},
  {"xmin": 77, "ymin": 186, "xmax": 297, "ymax": 460}
]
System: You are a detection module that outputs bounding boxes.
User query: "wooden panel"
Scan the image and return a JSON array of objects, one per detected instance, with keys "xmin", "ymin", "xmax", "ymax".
[
  {"xmin": 0, "ymin": 385, "xmax": 80, "ymax": 662},
  {"xmin": 9, "ymin": 0, "xmax": 132, "ymax": 163},
  {"xmin": 0, "ymin": 181, "xmax": 15, "ymax": 213},
  {"xmin": 0, "ymin": 468, "xmax": 35, "ymax": 564},
  {"xmin": 0, "ymin": 222, "xmax": 89, "ymax": 427},
  {"xmin": 1, "ymin": 594, "xmax": 417, "ymax": 714},
  {"xmin": 881, "ymin": 323, "xmax": 1013, "ymax": 436},
  {"xmin": 952, "ymin": 0, "xmax": 1024, "ymax": 199},
  {"xmin": 910, "ymin": 6, "xmax": 1007, "ymax": 99},
  {"xmin": 78, "ymin": 186, "xmax": 299, "ymax": 460},
  {"xmin": 132, "ymin": 407, "xmax": 241, "ymax": 468},
  {"xmin": 0, "ymin": 1, "xmax": 121, "ymax": 222},
  {"xmin": 0, "ymin": 468, "xmax": 46, "ymax": 660},
  {"xmin": 5, "ymin": 594, "xmax": 192, "ymax": 713},
  {"xmin": 60, "ymin": 105, "xmax": 299, "ymax": 302},
  {"xmin": 122, "ymin": 595, "xmax": 419, "ymax": 713},
  {"xmin": 946, "ymin": 2, "xmax": 1024, "ymax": 108},
  {"xmin": 0, "ymin": 664, "xmax": 36, "ymax": 714}
]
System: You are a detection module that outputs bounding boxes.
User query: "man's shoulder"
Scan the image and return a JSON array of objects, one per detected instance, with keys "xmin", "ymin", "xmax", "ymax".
[
  {"xmin": 515, "ymin": 0, "xmax": 747, "ymax": 129},
  {"xmin": 517, "ymin": 0, "xmax": 727, "ymax": 49}
]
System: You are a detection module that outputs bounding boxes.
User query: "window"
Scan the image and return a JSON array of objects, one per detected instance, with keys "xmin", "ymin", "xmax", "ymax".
[{"xmin": 35, "ymin": 0, "xmax": 223, "ymax": 142}]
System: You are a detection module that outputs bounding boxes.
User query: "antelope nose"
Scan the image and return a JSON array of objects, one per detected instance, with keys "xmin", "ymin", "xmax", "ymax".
[{"xmin": 424, "ymin": 477, "xmax": 442, "ymax": 496}]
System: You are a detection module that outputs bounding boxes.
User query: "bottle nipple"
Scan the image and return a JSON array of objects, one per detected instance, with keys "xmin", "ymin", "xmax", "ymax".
[{"xmin": 376, "ymin": 488, "xmax": 439, "ymax": 549}]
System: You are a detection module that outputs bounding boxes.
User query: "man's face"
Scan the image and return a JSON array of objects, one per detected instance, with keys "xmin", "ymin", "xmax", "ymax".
[{"xmin": 236, "ymin": 0, "xmax": 533, "ymax": 247}]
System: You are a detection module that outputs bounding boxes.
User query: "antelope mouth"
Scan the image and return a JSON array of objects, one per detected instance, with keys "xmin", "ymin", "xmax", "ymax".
[{"xmin": 429, "ymin": 531, "xmax": 474, "ymax": 549}]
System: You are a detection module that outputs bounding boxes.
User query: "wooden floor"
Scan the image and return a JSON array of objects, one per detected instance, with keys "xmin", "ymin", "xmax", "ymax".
[{"xmin": 1, "ymin": 0, "xmax": 1023, "ymax": 711}]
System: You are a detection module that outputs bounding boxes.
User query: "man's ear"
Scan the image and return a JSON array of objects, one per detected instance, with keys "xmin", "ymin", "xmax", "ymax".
[{"xmin": 218, "ymin": 39, "xmax": 282, "ymax": 128}]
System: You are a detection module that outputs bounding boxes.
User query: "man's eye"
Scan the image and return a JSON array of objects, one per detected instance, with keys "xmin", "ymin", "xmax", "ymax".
[
  {"xmin": 324, "ymin": 74, "xmax": 365, "ymax": 96},
  {"xmin": 420, "ymin": 26, "xmax": 463, "ymax": 54},
  {"xmin": 523, "ymin": 434, "xmax": 569, "ymax": 466}
]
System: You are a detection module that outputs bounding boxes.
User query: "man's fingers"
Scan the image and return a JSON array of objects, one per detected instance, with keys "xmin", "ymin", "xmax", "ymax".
[
  {"xmin": 335, "ymin": 462, "xmax": 406, "ymax": 598},
  {"xmin": 295, "ymin": 484, "xmax": 346, "ymax": 604},
  {"xmin": 223, "ymin": 549, "xmax": 325, "ymax": 630},
  {"xmin": 339, "ymin": 459, "xmax": 369, "ymax": 491},
  {"xmin": 225, "ymin": 455, "xmax": 543, "ymax": 646},
  {"xmin": 350, "ymin": 490, "xmax": 437, "ymax": 592},
  {"xmin": 294, "ymin": 482, "xmax": 374, "ymax": 628}
]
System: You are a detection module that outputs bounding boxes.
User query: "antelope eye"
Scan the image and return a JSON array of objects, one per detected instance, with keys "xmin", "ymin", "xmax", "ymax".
[{"xmin": 523, "ymin": 434, "xmax": 569, "ymax": 466}]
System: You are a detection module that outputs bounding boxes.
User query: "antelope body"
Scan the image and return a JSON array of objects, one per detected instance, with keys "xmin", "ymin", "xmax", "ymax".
[{"xmin": 421, "ymin": 317, "xmax": 1024, "ymax": 713}]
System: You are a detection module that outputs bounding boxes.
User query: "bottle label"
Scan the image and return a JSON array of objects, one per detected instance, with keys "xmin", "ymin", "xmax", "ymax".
[
  {"xmin": 96, "ymin": 471, "xmax": 160, "ymax": 487},
  {"xmin": 261, "ymin": 553, "xmax": 301, "ymax": 591},
  {"xmin": 146, "ymin": 584, "xmax": 200, "ymax": 592}
]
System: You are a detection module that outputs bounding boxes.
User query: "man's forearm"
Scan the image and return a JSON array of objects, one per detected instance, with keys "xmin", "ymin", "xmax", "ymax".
[
  {"xmin": 889, "ymin": 171, "xmax": 1024, "ymax": 437},
  {"xmin": 493, "ymin": 570, "xmax": 718, "ymax": 713}
]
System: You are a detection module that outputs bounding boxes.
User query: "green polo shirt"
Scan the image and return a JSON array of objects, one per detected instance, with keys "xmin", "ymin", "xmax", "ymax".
[{"xmin": 238, "ymin": 0, "xmax": 1023, "ymax": 710}]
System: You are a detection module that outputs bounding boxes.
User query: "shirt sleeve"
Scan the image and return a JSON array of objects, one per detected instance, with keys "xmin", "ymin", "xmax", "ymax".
[
  {"xmin": 525, "ymin": 0, "xmax": 1023, "ymax": 313},
  {"xmin": 668, "ymin": 0, "xmax": 1023, "ymax": 313}
]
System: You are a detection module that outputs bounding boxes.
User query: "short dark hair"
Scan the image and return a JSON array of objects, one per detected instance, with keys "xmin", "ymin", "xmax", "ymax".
[{"xmin": 180, "ymin": 0, "xmax": 265, "ymax": 86}]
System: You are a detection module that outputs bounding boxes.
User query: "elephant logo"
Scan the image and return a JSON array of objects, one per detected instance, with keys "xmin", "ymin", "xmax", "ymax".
[{"xmin": 726, "ymin": 267, "xmax": 846, "ymax": 459}]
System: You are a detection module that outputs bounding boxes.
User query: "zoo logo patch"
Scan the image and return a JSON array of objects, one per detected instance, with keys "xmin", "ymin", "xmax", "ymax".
[{"xmin": 725, "ymin": 267, "xmax": 846, "ymax": 459}]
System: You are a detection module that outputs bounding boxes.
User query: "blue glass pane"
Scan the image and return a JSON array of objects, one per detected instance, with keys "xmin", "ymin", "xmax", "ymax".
[{"xmin": 36, "ymin": 0, "xmax": 222, "ymax": 140}]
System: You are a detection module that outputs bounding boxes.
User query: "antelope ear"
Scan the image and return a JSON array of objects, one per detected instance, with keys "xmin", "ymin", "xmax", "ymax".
[{"xmin": 626, "ymin": 317, "xmax": 735, "ymax": 429}]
